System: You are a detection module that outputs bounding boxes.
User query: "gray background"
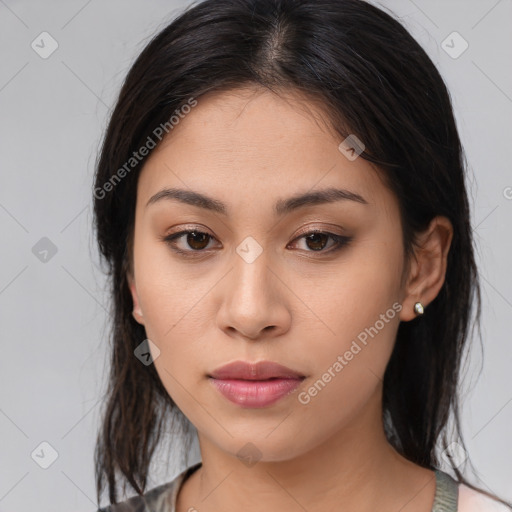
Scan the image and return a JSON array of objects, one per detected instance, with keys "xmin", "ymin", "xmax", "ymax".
[{"xmin": 0, "ymin": 0, "xmax": 511, "ymax": 510}]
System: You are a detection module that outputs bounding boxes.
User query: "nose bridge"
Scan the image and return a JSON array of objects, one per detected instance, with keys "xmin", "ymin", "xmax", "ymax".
[
  {"xmin": 231, "ymin": 234, "xmax": 274, "ymax": 305},
  {"xmin": 216, "ymin": 234, "xmax": 288, "ymax": 338}
]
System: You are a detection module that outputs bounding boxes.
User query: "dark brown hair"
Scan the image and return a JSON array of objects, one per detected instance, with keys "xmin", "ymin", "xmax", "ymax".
[{"xmin": 92, "ymin": 0, "xmax": 511, "ymax": 508}]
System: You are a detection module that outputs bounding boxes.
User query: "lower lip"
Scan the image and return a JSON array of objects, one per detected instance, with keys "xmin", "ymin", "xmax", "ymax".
[{"xmin": 210, "ymin": 377, "xmax": 304, "ymax": 408}]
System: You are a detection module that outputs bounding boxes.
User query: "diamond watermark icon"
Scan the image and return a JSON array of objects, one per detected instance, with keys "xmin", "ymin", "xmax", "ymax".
[
  {"xmin": 441, "ymin": 441, "xmax": 468, "ymax": 468},
  {"xmin": 236, "ymin": 236, "xmax": 263, "ymax": 264},
  {"xmin": 32, "ymin": 237, "xmax": 58, "ymax": 263},
  {"xmin": 134, "ymin": 338, "xmax": 161, "ymax": 365},
  {"xmin": 31, "ymin": 441, "xmax": 59, "ymax": 469},
  {"xmin": 338, "ymin": 134, "xmax": 365, "ymax": 161},
  {"xmin": 441, "ymin": 31, "xmax": 468, "ymax": 59},
  {"xmin": 236, "ymin": 442, "xmax": 262, "ymax": 467},
  {"xmin": 31, "ymin": 32, "xmax": 59, "ymax": 59}
]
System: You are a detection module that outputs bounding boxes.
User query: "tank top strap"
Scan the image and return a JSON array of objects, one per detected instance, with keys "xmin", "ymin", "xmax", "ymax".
[{"xmin": 432, "ymin": 469, "xmax": 459, "ymax": 511}]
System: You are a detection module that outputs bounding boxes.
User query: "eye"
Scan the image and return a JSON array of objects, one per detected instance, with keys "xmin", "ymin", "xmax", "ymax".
[
  {"xmin": 162, "ymin": 229, "xmax": 217, "ymax": 255},
  {"xmin": 288, "ymin": 229, "xmax": 352, "ymax": 254},
  {"xmin": 161, "ymin": 228, "xmax": 352, "ymax": 258}
]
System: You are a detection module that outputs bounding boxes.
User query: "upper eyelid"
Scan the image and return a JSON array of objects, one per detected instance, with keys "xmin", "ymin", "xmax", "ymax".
[
  {"xmin": 165, "ymin": 220, "xmax": 347, "ymax": 236},
  {"xmin": 165, "ymin": 226, "xmax": 345, "ymax": 241}
]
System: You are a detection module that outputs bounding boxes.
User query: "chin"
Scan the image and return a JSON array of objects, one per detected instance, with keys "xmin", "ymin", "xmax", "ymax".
[{"xmin": 214, "ymin": 431, "xmax": 312, "ymax": 465}]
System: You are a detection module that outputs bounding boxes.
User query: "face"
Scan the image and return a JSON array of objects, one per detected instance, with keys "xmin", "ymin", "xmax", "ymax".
[{"xmin": 128, "ymin": 86, "xmax": 416, "ymax": 462}]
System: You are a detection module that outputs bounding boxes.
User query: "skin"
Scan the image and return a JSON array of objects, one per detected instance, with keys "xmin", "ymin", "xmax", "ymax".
[{"xmin": 127, "ymin": 85, "xmax": 453, "ymax": 512}]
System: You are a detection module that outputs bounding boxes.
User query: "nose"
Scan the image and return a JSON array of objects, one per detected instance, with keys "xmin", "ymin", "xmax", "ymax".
[{"xmin": 215, "ymin": 246, "xmax": 292, "ymax": 341}]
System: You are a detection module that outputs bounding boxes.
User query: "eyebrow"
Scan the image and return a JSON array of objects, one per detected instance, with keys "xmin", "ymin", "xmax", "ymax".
[{"xmin": 145, "ymin": 186, "xmax": 368, "ymax": 216}]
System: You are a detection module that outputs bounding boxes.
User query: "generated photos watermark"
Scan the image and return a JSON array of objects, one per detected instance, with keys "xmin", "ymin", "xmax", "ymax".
[
  {"xmin": 297, "ymin": 301, "xmax": 403, "ymax": 404},
  {"xmin": 94, "ymin": 97, "xmax": 198, "ymax": 200}
]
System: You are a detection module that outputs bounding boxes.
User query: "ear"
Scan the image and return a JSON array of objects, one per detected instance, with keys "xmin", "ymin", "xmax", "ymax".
[
  {"xmin": 127, "ymin": 272, "xmax": 145, "ymax": 325},
  {"xmin": 399, "ymin": 216, "xmax": 453, "ymax": 322}
]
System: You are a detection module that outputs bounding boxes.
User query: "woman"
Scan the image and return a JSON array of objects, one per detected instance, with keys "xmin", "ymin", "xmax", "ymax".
[{"xmin": 92, "ymin": 0, "xmax": 511, "ymax": 510}]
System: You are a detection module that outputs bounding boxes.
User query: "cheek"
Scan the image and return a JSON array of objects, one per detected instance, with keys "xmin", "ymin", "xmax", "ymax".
[
  {"xmin": 133, "ymin": 234, "xmax": 201, "ymax": 335},
  {"xmin": 295, "ymin": 240, "xmax": 402, "ymax": 403},
  {"xmin": 137, "ymin": 273, "xmax": 210, "ymax": 354},
  {"xmin": 291, "ymin": 299, "xmax": 399, "ymax": 448},
  {"xmin": 132, "ymin": 236, "xmax": 215, "ymax": 372},
  {"xmin": 137, "ymin": 276, "xmax": 211, "ymax": 415},
  {"xmin": 312, "ymin": 238, "xmax": 402, "ymax": 340}
]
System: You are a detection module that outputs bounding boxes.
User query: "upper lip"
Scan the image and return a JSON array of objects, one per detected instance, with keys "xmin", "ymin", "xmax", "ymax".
[{"xmin": 209, "ymin": 360, "xmax": 305, "ymax": 380}]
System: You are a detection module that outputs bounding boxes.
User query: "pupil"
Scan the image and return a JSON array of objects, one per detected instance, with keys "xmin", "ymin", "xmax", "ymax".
[
  {"xmin": 188, "ymin": 232, "xmax": 209, "ymax": 250},
  {"xmin": 306, "ymin": 233, "xmax": 327, "ymax": 251}
]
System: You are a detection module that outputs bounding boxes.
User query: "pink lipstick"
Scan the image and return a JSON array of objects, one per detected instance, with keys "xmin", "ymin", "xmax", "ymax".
[{"xmin": 208, "ymin": 360, "xmax": 305, "ymax": 408}]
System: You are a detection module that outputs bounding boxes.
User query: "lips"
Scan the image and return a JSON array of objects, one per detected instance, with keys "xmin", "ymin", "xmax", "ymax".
[
  {"xmin": 208, "ymin": 360, "xmax": 305, "ymax": 380},
  {"xmin": 208, "ymin": 360, "xmax": 306, "ymax": 408}
]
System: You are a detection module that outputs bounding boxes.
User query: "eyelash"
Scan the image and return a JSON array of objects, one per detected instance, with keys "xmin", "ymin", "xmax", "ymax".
[{"xmin": 160, "ymin": 227, "xmax": 352, "ymax": 258}]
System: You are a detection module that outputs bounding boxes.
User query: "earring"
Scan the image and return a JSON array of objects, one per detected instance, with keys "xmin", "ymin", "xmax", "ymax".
[{"xmin": 414, "ymin": 301, "xmax": 424, "ymax": 315}]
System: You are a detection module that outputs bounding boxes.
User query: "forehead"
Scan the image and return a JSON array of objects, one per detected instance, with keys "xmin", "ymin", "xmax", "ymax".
[
  {"xmin": 145, "ymin": 86, "xmax": 342, "ymax": 164},
  {"xmin": 136, "ymin": 86, "xmax": 396, "ymax": 218}
]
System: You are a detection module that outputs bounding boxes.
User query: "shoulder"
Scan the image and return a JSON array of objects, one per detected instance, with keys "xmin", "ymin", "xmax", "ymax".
[
  {"xmin": 95, "ymin": 462, "xmax": 202, "ymax": 512},
  {"xmin": 458, "ymin": 483, "xmax": 512, "ymax": 512},
  {"xmin": 95, "ymin": 480, "xmax": 176, "ymax": 512}
]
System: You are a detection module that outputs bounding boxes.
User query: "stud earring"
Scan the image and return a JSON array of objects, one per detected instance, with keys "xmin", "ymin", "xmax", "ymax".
[{"xmin": 414, "ymin": 301, "xmax": 424, "ymax": 315}]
